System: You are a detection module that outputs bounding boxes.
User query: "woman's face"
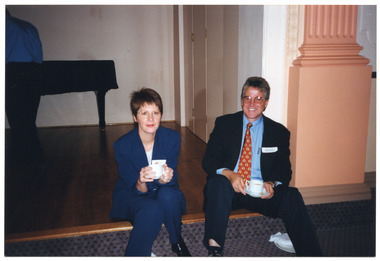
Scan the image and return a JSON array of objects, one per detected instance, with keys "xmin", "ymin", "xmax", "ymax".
[{"xmin": 133, "ymin": 103, "xmax": 161, "ymax": 136}]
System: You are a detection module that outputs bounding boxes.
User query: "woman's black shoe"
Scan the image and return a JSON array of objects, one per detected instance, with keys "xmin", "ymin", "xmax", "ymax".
[
  {"xmin": 208, "ymin": 246, "xmax": 223, "ymax": 257},
  {"xmin": 171, "ymin": 240, "xmax": 191, "ymax": 256}
]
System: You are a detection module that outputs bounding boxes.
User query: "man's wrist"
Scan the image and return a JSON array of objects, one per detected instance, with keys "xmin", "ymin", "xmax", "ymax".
[
  {"xmin": 266, "ymin": 181, "xmax": 276, "ymax": 187},
  {"xmin": 221, "ymin": 169, "xmax": 239, "ymax": 183},
  {"xmin": 217, "ymin": 168, "xmax": 227, "ymax": 175}
]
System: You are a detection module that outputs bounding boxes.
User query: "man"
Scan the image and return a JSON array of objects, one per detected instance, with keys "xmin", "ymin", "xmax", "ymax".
[
  {"xmin": 6, "ymin": 10, "xmax": 44, "ymax": 160},
  {"xmin": 202, "ymin": 76, "xmax": 322, "ymax": 256}
]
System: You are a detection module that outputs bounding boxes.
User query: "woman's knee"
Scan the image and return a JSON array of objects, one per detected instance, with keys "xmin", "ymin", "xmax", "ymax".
[
  {"xmin": 157, "ymin": 186, "xmax": 180, "ymax": 200},
  {"xmin": 134, "ymin": 200, "xmax": 164, "ymax": 226},
  {"xmin": 157, "ymin": 186, "xmax": 185, "ymax": 208}
]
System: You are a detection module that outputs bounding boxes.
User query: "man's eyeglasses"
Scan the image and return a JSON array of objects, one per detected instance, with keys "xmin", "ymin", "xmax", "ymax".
[
  {"xmin": 243, "ymin": 96, "xmax": 266, "ymax": 105},
  {"xmin": 138, "ymin": 111, "xmax": 161, "ymax": 119}
]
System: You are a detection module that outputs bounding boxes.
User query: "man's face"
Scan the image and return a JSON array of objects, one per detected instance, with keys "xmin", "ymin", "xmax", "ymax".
[{"xmin": 241, "ymin": 87, "xmax": 269, "ymax": 122}]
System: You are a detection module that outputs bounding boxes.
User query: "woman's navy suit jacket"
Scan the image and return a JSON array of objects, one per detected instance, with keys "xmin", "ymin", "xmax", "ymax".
[{"xmin": 109, "ymin": 126, "xmax": 182, "ymax": 219}]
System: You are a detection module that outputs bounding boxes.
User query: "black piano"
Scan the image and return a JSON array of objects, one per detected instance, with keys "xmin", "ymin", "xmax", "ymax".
[{"xmin": 41, "ymin": 60, "xmax": 118, "ymax": 131}]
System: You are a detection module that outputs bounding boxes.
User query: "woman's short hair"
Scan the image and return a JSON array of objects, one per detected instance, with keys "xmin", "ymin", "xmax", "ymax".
[
  {"xmin": 241, "ymin": 76, "xmax": 271, "ymax": 100},
  {"xmin": 130, "ymin": 88, "xmax": 163, "ymax": 117}
]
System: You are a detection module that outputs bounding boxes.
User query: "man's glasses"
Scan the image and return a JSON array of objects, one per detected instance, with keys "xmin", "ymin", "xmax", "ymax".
[
  {"xmin": 243, "ymin": 96, "xmax": 266, "ymax": 105},
  {"xmin": 138, "ymin": 111, "xmax": 161, "ymax": 119}
]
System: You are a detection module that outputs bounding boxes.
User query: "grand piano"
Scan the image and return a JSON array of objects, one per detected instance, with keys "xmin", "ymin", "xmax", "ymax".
[{"xmin": 40, "ymin": 60, "xmax": 118, "ymax": 131}]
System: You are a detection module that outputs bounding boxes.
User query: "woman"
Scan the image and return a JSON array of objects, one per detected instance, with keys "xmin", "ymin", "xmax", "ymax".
[{"xmin": 109, "ymin": 88, "xmax": 191, "ymax": 256}]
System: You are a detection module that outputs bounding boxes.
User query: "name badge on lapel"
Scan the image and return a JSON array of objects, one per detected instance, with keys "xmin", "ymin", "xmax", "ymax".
[{"xmin": 262, "ymin": 147, "xmax": 278, "ymax": 153}]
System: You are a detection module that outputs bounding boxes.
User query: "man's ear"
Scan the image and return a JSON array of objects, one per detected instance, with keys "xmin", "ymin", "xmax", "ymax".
[{"xmin": 264, "ymin": 99, "xmax": 269, "ymax": 111}]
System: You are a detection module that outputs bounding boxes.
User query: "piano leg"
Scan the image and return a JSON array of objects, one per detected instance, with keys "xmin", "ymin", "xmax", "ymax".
[{"xmin": 95, "ymin": 90, "xmax": 107, "ymax": 132}]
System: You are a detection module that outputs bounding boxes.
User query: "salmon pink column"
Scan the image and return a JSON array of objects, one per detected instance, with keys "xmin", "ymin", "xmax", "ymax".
[{"xmin": 287, "ymin": 5, "xmax": 372, "ymax": 204}]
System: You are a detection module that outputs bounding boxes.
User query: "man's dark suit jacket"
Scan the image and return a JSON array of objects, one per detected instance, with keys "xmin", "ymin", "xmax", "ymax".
[{"xmin": 202, "ymin": 111, "xmax": 292, "ymax": 187}]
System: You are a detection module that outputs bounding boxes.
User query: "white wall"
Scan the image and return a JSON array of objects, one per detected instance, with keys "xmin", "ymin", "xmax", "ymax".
[
  {"xmin": 237, "ymin": 5, "xmax": 263, "ymax": 112},
  {"xmin": 365, "ymin": 79, "xmax": 376, "ymax": 172},
  {"xmin": 261, "ymin": 5, "xmax": 287, "ymax": 125},
  {"xmin": 356, "ymin": 5, "xmax": 376, "ymax": 173},
  {"xmin": 6, "ymin": 5, "xmax": 175, "ymax": 127},
  {"xmin": 357, "ymin": 5, "xmax": 376, "ymax": 71},
  {"xmin": 235, "ymin": 5, "xmax": 287, "ymax": 125}
]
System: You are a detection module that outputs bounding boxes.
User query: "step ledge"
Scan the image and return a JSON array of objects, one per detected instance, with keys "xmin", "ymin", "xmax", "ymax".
[
  {"xmin": 6, "ymin": 183, "xmax": 372, "ymax": 244},
  {"xmin": 299, "ymin": 182, "xmax": 372, "ymax": 205}
]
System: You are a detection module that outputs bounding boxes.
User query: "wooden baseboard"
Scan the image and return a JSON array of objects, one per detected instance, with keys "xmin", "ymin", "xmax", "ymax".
[
  {"xmin": 364, "ymin": 171, "xmax": 376, "ymax": 188},
  {"xmin": 5, "ymin": 221, "xmax": 133, "ymax": 244},
  {"xmin": 299, "ymin": 182, "xmax": 372, "ymax": 205},
  {"xmin": 4, "ymin": 211, "xmax": 260, "ymax": 244}
]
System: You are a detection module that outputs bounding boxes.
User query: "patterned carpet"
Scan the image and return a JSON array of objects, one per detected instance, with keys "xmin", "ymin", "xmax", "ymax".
[{"xmin": 5, "ymin": 190, "xmax": 375, "ymax": 257}]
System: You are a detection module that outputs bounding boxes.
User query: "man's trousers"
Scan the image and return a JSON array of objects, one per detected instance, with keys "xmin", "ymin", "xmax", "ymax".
[{"xmin": 203, "ymin": 175, "xmax": 322, "ymax": 256}]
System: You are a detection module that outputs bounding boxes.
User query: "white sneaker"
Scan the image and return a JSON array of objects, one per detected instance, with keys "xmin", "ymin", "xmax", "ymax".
[
  {"xmin": 151, "ymin": 252, "xmax": 156, "ymax": 257},
  {"xmin": 269, "ymin": 232, "xmax": 296, "ymax": 253}
]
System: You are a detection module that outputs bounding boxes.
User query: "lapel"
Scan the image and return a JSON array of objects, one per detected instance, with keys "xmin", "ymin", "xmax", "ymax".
[
  {"xmin": 229, "ymin": 111, "xmax": 244, "ymax": 167},
  {"xmin": 260, "ymin": 115, "xmax": 277, "ymax": 178},
  {"xmin": 130, "ymin": 128, "xmax": 149, "ymax": 170},
  {"xmin": 152, "ymin": 127, "xmax": 162, "ymax": 160},
  {"xmin": 261, "ymin": 115, "xmax": 274, "ymax": 147}
]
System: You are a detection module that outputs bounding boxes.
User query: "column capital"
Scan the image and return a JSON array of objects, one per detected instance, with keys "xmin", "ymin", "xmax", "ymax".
[{"xmin": 293, "ymin": 5, "xmax": 370, "ymax": 66}]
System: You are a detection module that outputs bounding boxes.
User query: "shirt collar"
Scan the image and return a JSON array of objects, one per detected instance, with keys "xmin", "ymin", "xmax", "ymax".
[{"xmin": 243, "ymin": 114, "xmax": 263, "ymax": 128}]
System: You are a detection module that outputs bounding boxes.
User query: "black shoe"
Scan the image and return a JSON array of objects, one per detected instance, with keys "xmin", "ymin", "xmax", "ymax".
[
  {"xmin": 208, "ymin": 246, "xmax": 223, "ymax": 257},
  {"xmin": 171, "ymin": 239, "xmax": 191, "ymax": 256}
]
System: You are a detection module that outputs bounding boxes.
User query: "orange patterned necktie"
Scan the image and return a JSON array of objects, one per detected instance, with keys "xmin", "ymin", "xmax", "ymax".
[{"xmin": 237, "ymin": 123, "xmax": 253, "ymax": 183}]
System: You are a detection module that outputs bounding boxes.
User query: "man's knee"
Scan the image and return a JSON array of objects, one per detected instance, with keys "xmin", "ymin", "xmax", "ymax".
[
  {"xmin": 285, "ymin": 187, "xmax": 304, "ymax": 203},
  {"xmin": 279, "ymin": 187, "xmax": 307, "ymax": 215},
  {"xmin": 203, "ymin": 175, "xmax": 234, "ymax": 211},
  {"xmin": 205, "ymin": 175, "xmax": 231, "ymax": 194}
]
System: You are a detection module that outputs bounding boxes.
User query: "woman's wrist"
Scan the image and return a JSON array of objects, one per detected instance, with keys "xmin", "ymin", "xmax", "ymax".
[
  {"xmin": 137, "ymin": 178, "xmax": 144, "ymax": 185},
  {"xmin": 136, "ymin": 179, "xmax": 148, "ymax": 192}
]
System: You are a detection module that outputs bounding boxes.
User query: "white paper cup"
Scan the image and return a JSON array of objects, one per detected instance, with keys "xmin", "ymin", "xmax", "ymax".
[{"xmin": 150, "ymin": 163, "xmax": 164, "ymax": 179}]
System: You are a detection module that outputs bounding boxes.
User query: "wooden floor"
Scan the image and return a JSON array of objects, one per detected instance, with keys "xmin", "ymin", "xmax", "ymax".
[{"xmin": 5, "ymin": 122, "xmax": 255, "ymax": 243}]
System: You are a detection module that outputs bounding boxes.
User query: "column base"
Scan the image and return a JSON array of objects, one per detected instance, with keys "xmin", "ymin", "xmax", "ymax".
[{"xmin": 298, "ymin": 182, "xmax": 372, "ymax": 205}]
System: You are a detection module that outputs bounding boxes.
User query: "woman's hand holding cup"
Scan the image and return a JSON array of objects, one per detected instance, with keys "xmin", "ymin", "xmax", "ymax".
[
  {"xmin": 138, "ymin": 166, "xmax": 156, "ymax": 184},
  {"xmin": 159, "ymin": 164, "xmax": 173, "ymax": 184}
]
